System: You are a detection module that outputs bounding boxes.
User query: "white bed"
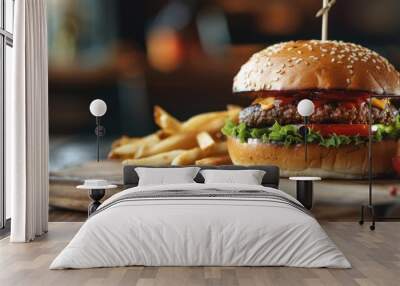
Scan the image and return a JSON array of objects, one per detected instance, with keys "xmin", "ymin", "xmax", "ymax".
[{"xmin": 50, "ymin": 182, "xmax": 350, "ymax": 269}]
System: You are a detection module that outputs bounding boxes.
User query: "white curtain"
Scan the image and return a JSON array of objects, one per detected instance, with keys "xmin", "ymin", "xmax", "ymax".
[{"xmin": 7, "ymin": 0, "xmax": 49, "ymax": 242}]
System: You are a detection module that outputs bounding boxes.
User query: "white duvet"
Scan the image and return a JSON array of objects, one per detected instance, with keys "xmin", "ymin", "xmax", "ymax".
[{"xmin": 50, "ymin": 183, "xmax": 350, "ymax": 269}]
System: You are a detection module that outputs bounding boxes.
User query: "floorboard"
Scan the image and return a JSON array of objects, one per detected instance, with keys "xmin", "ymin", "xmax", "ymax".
[{"xmin": 0, "ymin": 222, "xmax": 399, "ymax": 286}]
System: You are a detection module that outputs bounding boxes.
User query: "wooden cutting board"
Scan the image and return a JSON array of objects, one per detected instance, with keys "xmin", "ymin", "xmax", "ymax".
[{"xmin": 50, "ymin": 160, "xmax": 123, "ymax": 211}]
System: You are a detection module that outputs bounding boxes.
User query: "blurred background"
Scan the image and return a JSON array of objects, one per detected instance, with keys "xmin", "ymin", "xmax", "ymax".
[{"xmin": 47, "ymin": 0, "xmax": 400, "ymax": 220}]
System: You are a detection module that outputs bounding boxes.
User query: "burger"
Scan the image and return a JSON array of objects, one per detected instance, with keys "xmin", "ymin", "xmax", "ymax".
[{"xmin": 222, "ymin": 40, "xmax": 400, "ymax": 178}]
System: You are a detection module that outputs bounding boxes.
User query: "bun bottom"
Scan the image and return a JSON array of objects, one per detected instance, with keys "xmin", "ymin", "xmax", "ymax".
[{"xmin": 227, "ymin": 137, "xmax": 398, "ymax": 179}]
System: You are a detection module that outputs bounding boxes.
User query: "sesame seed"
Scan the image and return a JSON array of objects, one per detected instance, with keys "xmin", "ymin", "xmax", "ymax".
[
  {"xmin": 346, "ymin": 78, "xmax": 351, "ymax": 84},
  {"xmin": 331, "ymin": 58, "xmax": 336, "ymax": 63}
]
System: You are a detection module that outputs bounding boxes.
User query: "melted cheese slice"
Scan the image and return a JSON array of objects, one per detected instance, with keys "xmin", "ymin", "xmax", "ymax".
[
  {"xmin": 371, "ymin": 98, "xmax": 389, "ymax": 109},
  {"xmin": 253, "ymin": 97, "xmax": 275, "ymax": 110}
]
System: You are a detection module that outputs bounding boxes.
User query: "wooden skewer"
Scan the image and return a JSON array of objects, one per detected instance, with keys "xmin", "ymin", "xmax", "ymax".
[{"xmin": 316, "ymin": 0, "xmax": 336, "ymax": 41}]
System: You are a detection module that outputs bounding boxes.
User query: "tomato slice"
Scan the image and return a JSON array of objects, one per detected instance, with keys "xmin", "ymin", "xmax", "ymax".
[
  {"xmin": 319, "ymin": 92, "xmax": 369, "ymax": 102},
  {"xmin": 341, "ymin": 102, "xmax": 356, "ymax": 109},
  {"xmin": 275, "ymin": 96, "xmax": 295, "ymax": 105},
  {"xmin": 312, "ymin": 99, "xmax": 328, "ymax": 108},
  {"xmin": 310, "ymin": 124, "xmax": 369, "ymax": 137}
]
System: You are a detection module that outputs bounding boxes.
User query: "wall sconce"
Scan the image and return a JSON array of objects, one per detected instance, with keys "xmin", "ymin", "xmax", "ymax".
[
  {"xmin": 297, "ymin": 99, "xmax": 315, "ymax": 161},
  {"xmin": 89, "ymin": 99, "xmax": 107, "ymax": 162}
]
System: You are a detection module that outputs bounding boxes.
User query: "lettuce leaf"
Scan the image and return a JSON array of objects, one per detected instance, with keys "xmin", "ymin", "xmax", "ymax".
[
  {"xmin": 373, "ymin": 115, "xmax": 400, "ymax": 141},
  {"xmin": 222, "ymin": 115, "xmax": 400, "ymax": 148}
]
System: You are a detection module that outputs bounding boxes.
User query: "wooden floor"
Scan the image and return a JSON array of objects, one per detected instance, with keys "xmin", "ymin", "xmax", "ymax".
[
  {"xmin": 0, "ymin": 222, "xmax": 399, "ymax": 286},
  {"xmin": 49, "ymin": 207, "xmax": 88, "ymax": 222}
]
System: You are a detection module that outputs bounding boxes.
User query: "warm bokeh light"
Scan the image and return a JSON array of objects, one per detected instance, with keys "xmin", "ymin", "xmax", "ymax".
[{"xmin": 146, "ymin": 27, "xmax": 184, "ymax": 72}]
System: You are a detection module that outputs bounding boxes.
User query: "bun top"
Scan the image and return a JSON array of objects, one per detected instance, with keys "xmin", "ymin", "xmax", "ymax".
[{"xmin": 233, "ymin": 40, "xmax": 400, "ymax": 96}]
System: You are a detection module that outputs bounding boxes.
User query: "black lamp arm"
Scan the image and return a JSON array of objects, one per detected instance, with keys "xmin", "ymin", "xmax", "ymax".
[
  {"xmin": 94, "ymin": 117, "xmax": 106, "ymax": 162},
  {"xmin": 304, "ymin": 116, "xmax": 309, "ymax": 162}
]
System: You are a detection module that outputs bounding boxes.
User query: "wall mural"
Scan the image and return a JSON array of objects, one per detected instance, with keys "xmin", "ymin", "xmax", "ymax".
[{"xmin": 47, "ymin": 0, "xmax": 400, "ymax": 220}]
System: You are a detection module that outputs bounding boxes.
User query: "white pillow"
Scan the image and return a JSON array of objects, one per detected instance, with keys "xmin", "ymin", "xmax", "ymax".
[
  {"xmin": 200, "ymin": 169, "xmax": 266, "ymax": 185},
  {"xmin": 135, "ymin": 167, "xmax": 200, "ymax": 186}
]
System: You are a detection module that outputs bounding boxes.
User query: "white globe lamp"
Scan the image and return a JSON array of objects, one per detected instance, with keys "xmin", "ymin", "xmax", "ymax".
[
  {"xmin": 297, "ymin": 99, "xmax": 315, "ymax": 117},
  {"xmin": 90, "ymin": 99, "xmax": 107, "ymax": 117},
  {"xmin": 297, "ymin": 99, "xmax": 315, "ymax": 162}
]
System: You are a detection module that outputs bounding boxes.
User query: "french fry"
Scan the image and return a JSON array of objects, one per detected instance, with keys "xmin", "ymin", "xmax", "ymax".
[
  {"xmin": 171, "ymin": 147, "xmax": 203, "ymax": 166},
  {"xmin": 133, "ymin": 144, "xmax": 146, "ymax": 159},
  {"xmin": 195, "ymin": 155, "xmax": 232, "ymax": 166},
  {"xmin": 227, "ymin": 106, "xmax": 241, "ymax": 123},
  {"xmin": 108, "ymin": 132, "xmax": 161, "ymax": 159},
  {"xmin": 209, "ymin": 141, "xmax": 228, "ymax": 154},
  {"xmin": 196, "ymin": 132, "xmax": 215, "ymax": 150},
  {"xmin": 111, "ymin": 136, "xmax": 140, "ymax": 149},
  {"xmin": 136, "ymin": 131, "xmax": 198, "ymax": 159},
  {"xmin": 181, "ymin": 108, "xmax": 240, "ymax": 134},
  {"xmin": 227, "ymin": 104, "xmax": 242, "ymax": 111},
  {"xmin": 171, "ymin": 142, "xmax": 228, "ymax": 165},
  {"xmin": 123, "ymin": 150, "xmax": 185, "ymax": 166},
  {"xmin": 181, "ymin": 111, "xmax": 227, "ymax": 132},
  {"xmin": 108, "ymin": 144, "xmax": 136, "ymax": 160},
  {"xmin": 110, "ymin": 105, "xmax": 240, "ymax": 165},
  {"xmin": 156, "ymin": 106, "xmax": 241, "ymax": 134},
  {"xmin": 202, "ymin": 117, "xmax": 229, "ymax": 134},
  {"xmin": 154, "ymin": 105, "xmax": 182, "ymax": 134}
]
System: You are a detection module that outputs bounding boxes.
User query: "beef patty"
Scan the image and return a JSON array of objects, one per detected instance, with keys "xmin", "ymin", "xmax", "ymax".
[{"xmin": 239, "ymin": 102, "xmax": 398, "ymax": 127}]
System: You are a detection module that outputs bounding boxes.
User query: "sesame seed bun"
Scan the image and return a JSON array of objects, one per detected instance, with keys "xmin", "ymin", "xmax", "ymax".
[
  {"xmin": 233, "ymin": 40, "xmax": 400, "ymax": 96},
  {"xmin": 227, "ymin": 137, "xmax": 398, "ymax": 179}
]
